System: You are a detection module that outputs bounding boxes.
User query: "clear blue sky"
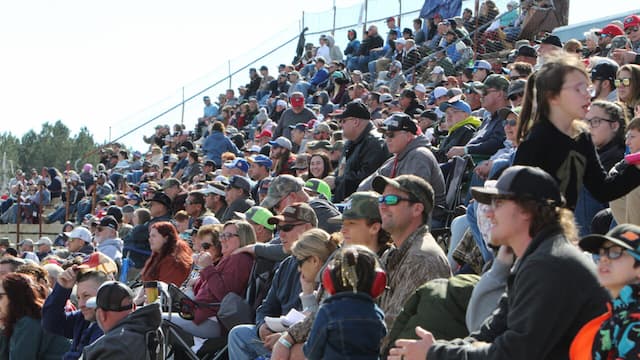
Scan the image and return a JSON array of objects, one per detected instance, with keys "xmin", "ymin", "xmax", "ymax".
[{"xmin": 0, "ymin": 0, "xmax": 633, "ymax": 152}]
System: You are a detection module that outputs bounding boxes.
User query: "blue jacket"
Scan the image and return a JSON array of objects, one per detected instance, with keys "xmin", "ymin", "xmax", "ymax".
[
  {"xmin": 310, "ymin": 67, "xmax": 329, "ymax": 88},
  {"xmin": 202, "ymin": 131, "xmax": 240, "ymax": 167},
  {"xmin": 465, "ymin": 110, "xmax": 506, "ymax": 157},
  {"xmin": 42, "ymin": 284, "xmax": 103, "ymax": 360},
  {"xmin": 255, "ymin": 256, "xmax": 302, "ymax": 332},
  {"xmin": 303, "ymin": 292, "xmax": 386, "ymax": 360}
]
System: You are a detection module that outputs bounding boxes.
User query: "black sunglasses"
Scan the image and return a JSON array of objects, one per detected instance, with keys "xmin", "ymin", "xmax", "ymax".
[{"xmin": 277, "ymin": 222, "xmax": 305, "ymax": 232}]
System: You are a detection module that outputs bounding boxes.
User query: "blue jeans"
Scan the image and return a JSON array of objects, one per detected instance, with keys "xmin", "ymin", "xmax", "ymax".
[
  {"xmin": 574, "ymin": 185, "xmax": 607, "ymax": 237},
  {"xmin": 227, "ymin": 324, "xmax": 270, "ymax": 360},
  {"xmin": 466, "ymin": 201, "xmax": 494, "ymax": 263}
]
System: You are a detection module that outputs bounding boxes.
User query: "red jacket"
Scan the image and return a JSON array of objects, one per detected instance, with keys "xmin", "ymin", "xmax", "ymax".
[{"xmin": 192, "ymin": 252, "xmax": 254, "ymax": 325}]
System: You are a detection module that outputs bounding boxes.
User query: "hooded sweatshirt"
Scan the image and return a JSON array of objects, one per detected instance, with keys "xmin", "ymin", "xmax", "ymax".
[{"xmin": 97, "ymin": 237, "xmax": 123, "ymax": 264}]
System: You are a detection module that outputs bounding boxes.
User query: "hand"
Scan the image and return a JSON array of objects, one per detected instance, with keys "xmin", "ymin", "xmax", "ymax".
[
  {"xmin": 263, "ymin": 332, "xmax": 281, "ymax": 350},
  {"xmin": 270, "ymin": 339, "xmax": 291, "ymax": 360},
  {"xmin": 258, "ymin": 323, "xmax": 274, "ymax": 342},
  {"xmin": 474, "ymin": 161, "xmax": 492, "ymax": 180},
  {"xmin": 57, "ymin": 266, "xmax": 79, "ymax": 289},
  {"xmin": 611, "ymin": 49, "xmax": 637, "ymax": 65},
  {"xmin": 388, "ymin": 326, "xmax": 435, "ymax": 360},
  {"xmin": 446, "ymin": 146, "xmax": 465, "ymax": 159},
  {"xmin": 232, "ymin": 244, "xmax": 256, "ymax": 256},
  {"xmin": 495, "ymin": 245, "xmax": 515, "ymax": 266}
]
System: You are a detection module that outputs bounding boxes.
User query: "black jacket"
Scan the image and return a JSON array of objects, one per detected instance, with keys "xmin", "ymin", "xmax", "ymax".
[
  {"xmin": 428, "ymin": 226, "xmax": 609, "ymax": 360},
  {"xmin": 334, "ymin": 122, "xmax": 390, "ymax": 202},
  {"xmin": 433, "ymin": 121, "xmax": 479, "ymax": 163}
]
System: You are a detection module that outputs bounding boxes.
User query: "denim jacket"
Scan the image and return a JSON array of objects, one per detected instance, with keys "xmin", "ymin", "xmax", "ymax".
[{"xmin": 303, "ymin": 292, "xmax": 386, "ymax": 360}]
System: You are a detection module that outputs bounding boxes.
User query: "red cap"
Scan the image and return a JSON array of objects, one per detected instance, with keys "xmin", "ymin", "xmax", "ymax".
[
  {"xmin": 255, "ymin": 129, "xmax": 273, "ymax": 139},
  {"xmin": 624, "ymin": 15, "xmax": 640, "ymax": 30},
  {"xmin": 597, "ymin": 24, "xmax": 624, "ymax": 37},
  {"xmin": 290, "ymin": 96, "xmax": 304, "ymax": 108}
]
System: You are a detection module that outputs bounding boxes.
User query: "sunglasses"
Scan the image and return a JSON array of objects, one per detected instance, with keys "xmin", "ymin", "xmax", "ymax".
[
  {"xmin": 626, "ymin": 26, "xmax": 639, "ymax": 35},
  {"xmin": 615, "ymin": 78, "xmax": 631, "ymax": 87},
  {"xmin": 502, "ymin": 119, "xmax": 518, "ymax": 127},
  {"xmin": 383, "ymin": 131, "xmax": 399, "ymax": 139},
  {"xmin": 596, "ymin": 246, "xmax": 625, "ymax": 261},
  {"xmin": 277, "ymin": 222, "xmax": 306, "ymax": 232},
  {"xmin": 507, "ymin": 93, "xmax": 522, "ymax": 101},
  {"xmin": 296, "ymin": 256, "xmax": 311, "ymax": 267},
  {"xmin": 378, "ymin": 194, "xmax": 415, "ymax": 206},
  {"xmin": 599, "ymin": 33, "xmax": 611, "ymax": 38}
]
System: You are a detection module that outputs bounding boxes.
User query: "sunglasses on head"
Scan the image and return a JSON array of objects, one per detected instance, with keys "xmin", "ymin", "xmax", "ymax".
[
  {"xmin": 615, "ymin": 78, "xmax": 631, "ymax": 87},
  {"xmin": 277, "ymin": 222, "xmax": 306, "ymax": 232},
  {"xmin": 378, "ymin": 194, "xmax": 416, "ymax": 206}
]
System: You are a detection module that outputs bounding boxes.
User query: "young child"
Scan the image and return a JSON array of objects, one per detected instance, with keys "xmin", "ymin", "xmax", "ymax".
[
  {"xmin": 303, "ymin": 245, "xmax": 387, "ymax": 360},
  {"xmin": 610, "ymin": 117, "xmax": 640, "ymax": 225},
  {"xmin": 572, "ymin": 224, "xmax": 640, "ymax": 359}
]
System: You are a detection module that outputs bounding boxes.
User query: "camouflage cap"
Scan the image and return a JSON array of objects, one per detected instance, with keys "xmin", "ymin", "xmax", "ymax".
[
  {"xmin": 329, "ymin": 191, "xmax": 381, "ymax": 223},
  {"xmin": 372, "ymin": 174, "xmax": 435, "ymax": 212},
  {"xmin": 260, "ymin": 175, "xmax": 305, "ymax": 209},
  {"xmin": 306, "ymin": 140, "xmax": 333, "ymax": 151},
  {"xmin": 268, "ymin": 202, "xmax": 318, "ymax": 227},
  {"xmin": 234, "ymin": 206, "xmax": 275, "ymax": 231}
]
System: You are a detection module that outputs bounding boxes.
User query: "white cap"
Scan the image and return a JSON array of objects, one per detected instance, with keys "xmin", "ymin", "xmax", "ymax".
[
  {"xmin": 433, "ymin": 86, "xmax": 448, "ymax": 98},
  {"xmin": 414, "ymin": 83, "xmax": 426, "ymax": 93},
  {"xmin": 431, "ymin": 66, "xmax": 444, "ymax": 75},
  {"xmin": 65, "ymin": 227, "xmax": 92, "ymax": 243}
]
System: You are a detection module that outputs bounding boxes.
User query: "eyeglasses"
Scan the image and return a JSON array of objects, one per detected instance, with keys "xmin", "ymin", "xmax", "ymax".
[
  {"xmin": 615, "ymin": 78, "xmax": 631, "ymax": 87},
  {"xmin": 296, "ymin": 256, "xmax": 311, "ymax": 267},
  {"xmin": 220, "ymin": 232, "xmax": 239, "ymax": 240},
  {"xmin": 277, "ymin": 223, "xmax": 306, "ymax": 232},
  {"xmin": 508, "ymin": 93, "xmax": 522, "ymax": 101},
  {"xmin": 502, "ymin": 119, "xmax": 518, "ymax": 127},
  {"xmin": 626, "ymin": 26, "xmax": 639, "ymax": 35},
  {"xmin": 378, "ymin": 194, "xmax": 415, "ymax": 206},
  {"xmin": 585, "ymin": 116, "xmax": 614, "ymax": 128},
  {"xmin": 382, "ymin": 131, "xmax": 399, "ymax": 139},
  {"xmin": 596, "ymin": 246, "xmax": 625, "ymax": 261},
  {"xmin": 201, "ymin": 242, "xmax": 212, "ymax": 250}
]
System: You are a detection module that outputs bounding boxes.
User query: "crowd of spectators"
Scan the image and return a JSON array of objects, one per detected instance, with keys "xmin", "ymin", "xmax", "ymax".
[{"xmin": 2, "ymin": 2, "xmax": 640, "ymax": 359}]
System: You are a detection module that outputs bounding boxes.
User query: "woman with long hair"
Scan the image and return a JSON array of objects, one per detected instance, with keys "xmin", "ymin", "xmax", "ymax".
[
  {"xmin": 168, "ymin": 220, "xmax": 255, "ymax": 338},
  {"xmin": 514, "ymin": 55, "xmax": 640, "ymax": 209},
  {"xmin": 140, "ymin": 221, "xmax": 193, "ymax": 290},
  {"xmin": 616, "ymin": 64, "xmax": 640, "ymax": 117},
  {"xmin": 307, "ymin": 153, "xmax": 333, "ymax": 180},
  {"xmin": 0, "ymin": 273, "xmax": 70, "ymax": 359}
]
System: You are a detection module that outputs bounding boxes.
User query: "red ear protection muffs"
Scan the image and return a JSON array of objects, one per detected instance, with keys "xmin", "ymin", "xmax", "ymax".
[{"xmin": 322, "ymin": 264, "xmax": 387, "ymax": 298}]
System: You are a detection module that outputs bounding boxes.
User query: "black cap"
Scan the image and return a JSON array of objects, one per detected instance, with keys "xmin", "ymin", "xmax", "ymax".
[
  {"xmin": 372, "ymin": 174, "xmax": 435, "ymax": 211},
  {"xmin": 228, "ymin": 175, "xmax": 251, "ymax": 193},
  {"xmin": 106, "ymin": 206, "xmax": 123, "ymax": 223},
  {"xmin": 149, "ymin": 192, "xmax": 172, "ymax": 209},
  {"xmin": 515, "ymin": 45, "xmax": 537, "ymax": 58},
  {"xmin": 334, "ymin": 101, "xmax": 371, "ymax": 120},
  {"xmin": 419, "ymin": 110, "xmax": 438, "ymax": 122},
  {"xmin": 580, "ymin": 224, "xmax": 640, "ymax": 258},
  {"xmin": 591, "ymin": 61, "xmax": 619, "ymax": 82},
  {"xmin": 87, "ymin": 281, "xmax": 134, "ymax": 312},
  {"xmin": 378, "ymin": 113, "xmax": 418, "ymax": 134},
  {"xmin": 471, "ymin": 166, "xmax": 564, "ymax": 207},
  {"xmin": 540, "ymin": 34, "xmax": 562, "ymax": 48},
  {"xmin": 99, "ymin": 215, "xmax": 119, "ymax": 231}
]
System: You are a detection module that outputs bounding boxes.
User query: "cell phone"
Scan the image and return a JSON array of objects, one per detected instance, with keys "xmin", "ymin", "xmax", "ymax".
[{"xmin": 625, "ymin": 152, "xmax": 640, "ymax": 165}]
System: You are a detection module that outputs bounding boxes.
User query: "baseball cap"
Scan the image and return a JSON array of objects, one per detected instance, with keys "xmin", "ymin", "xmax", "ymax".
[
  {"xmin": 379, "ymin": 93, "xmax": 393, "ymax": 104},
  {"xmin": 290, "ymin": 154, "xmax": 309, "ymax": 170},
  {"xmin": 199, "ymin": 183, "xmax": 226, "ymax": 197},
  {"xmin": 35, "ymin": 237, "xmax": 53, "ymax": 246},
  {"xmin": 162, "ymin": 178, "xmax": 182, "ymax": 190},
  {"xmin": 439, "ymin": 97, "xmax": 472, "ymax": 113},
  {"xmin": 269, "ymin": 137, "xmax": 292, "ymax": 151},
  {"xmin": 328, "ymin": 191, "xmax": 381, "ymax": 223},
  {"xmin": 515, "ymin": 45, "xmax": 537, "ymax": 58},
  {"xmin": 418, "ymin": 110, "xmax": 438, "ymax": 122},
  {"xmin": 18, "ymin": 239, "xmax": 34, "ymax": 247},
  {"xmin": 473, "ymin": 60, "xmax": 492, "ymax": 71},
  {"xmin": 99, "ymin": 215, "xmax": 119, "ymax": 231},
  {"xmin": 334, "ymin": 101, "xmax": 371, "ymax": 120},
  {"xmin": 227, "ymin": 175, "xmax": 251, "ymax": 193},
  {"xmin": 267, "ymin": 202, "xmax": 318, "ymax": 227},
  {"xmin": 224, "ymin": 158, "xmax": 249, "ymax": 173},
  {"xmin": 304, "ymin": 179, "xmax": 332, "ymax": 201},
  {"xmin": 149, "ymin": 192, "xmax": 172, "ymax": 209},
  {"xmin": 65, "ymin": 227, "xmax": 92, "ymax": 243},
  {"xmin": 432, "ymin": 86, "xmax": 448, "ymax": 99},
  {"xmin": 121, "ymin": 205, "xmax": 135, "ymax": 214},
  {"xmin": 372, "ymin": 174, "xmax": 435, "ymax": 211},
  {"xmin": 471, "ymin": 165, "xmax": 564, "ymax": 206},
  {"xmin": 624, "ymin": 15, "xmax": 640, "ymax": 30},
  {"xmin": 414, "ymin": 83, "xmax": 427, "ymax": 93},
  {"xmin": 475, "ymin": 74, "xmax": 510, "ymax": 94},
  {"xmin": 507, "ymin": 79, "xmax": 527, "ymax": 97},
  {"xmin": 591, "ymin": 61, "xmax": 619, "ymax": 82},
  {"xmin": 314, "ymin": 122, "xmax": 332, "ymax": 134},
  {"xmin": 234, "ymin": 206, "xmax": 275, "ymax": 231},
  {"xmin": 579, "ymin": 224, "xmax": 640, "ymax": 260},
  {"xmin": 431, "ymin": 66, "xmax": 444, "ymax": 75},
  {"xmin": 462, "ymin": 81, "xmax": 485, "ymax": 94},
  {"xmin": 540, "ymin": 34, "xmax": 562, "ymax": 48},
  {"xmin": 248, "ymin": 154, "xmax": 273, "ymax": 169},
  {"xmin": 306, "ymin": 140, "xmax": 333, "ymax": 151},
  {"xmin": 378, "ymin": 113, "xmax": 418, "ymax": 134},
  {"xmin": 261, "ymin": 175, "xmax": 304, "ymax": 209},
  {"xmin": 258, "ymin": 178, "xmax": 273, "ymax": 195},
  {"xmin": 255, "ymin": 129, "xmax": 273, "ymax": 139},
  {"xmin": 596, "ymin": 24, "xmax": 624, "ymax": 37},
  {"xmin": 106, "ymin": 206, "xmax": 123, "ymax": 223},
  {"xmin": 394, "ymin": 38, "xmax": 406, "ymax": 46},
  {"xmin": 290, "ymin": 95, "xmax": 305, "ymax": 107},
  {"xmin": 86, "ymin": 281, "xmax": 135, "ymax": 312},
  {"xmin": 289, "ymin": 123, "xmax": 308, "ymax": 132}
]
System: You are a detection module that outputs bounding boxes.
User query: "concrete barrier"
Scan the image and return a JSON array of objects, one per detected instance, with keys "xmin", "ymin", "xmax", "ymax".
[{"xmin": 0, "ymin": 224, "xmax": 62, "ymax": 245}]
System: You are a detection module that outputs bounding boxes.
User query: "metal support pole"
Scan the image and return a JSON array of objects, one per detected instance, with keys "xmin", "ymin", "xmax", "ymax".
[{"xmin": 332, "ymin": 0, "xmax": 336, "ymax": 36}]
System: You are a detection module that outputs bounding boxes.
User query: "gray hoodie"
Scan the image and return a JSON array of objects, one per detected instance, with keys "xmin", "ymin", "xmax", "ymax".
[
  {"xmin": 97, "ymin": 238, "xmax": 123, "ymax": 264},
  {"xmin": 358, "ymin": 135, "xmax": 446, "ymax": 221}
]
